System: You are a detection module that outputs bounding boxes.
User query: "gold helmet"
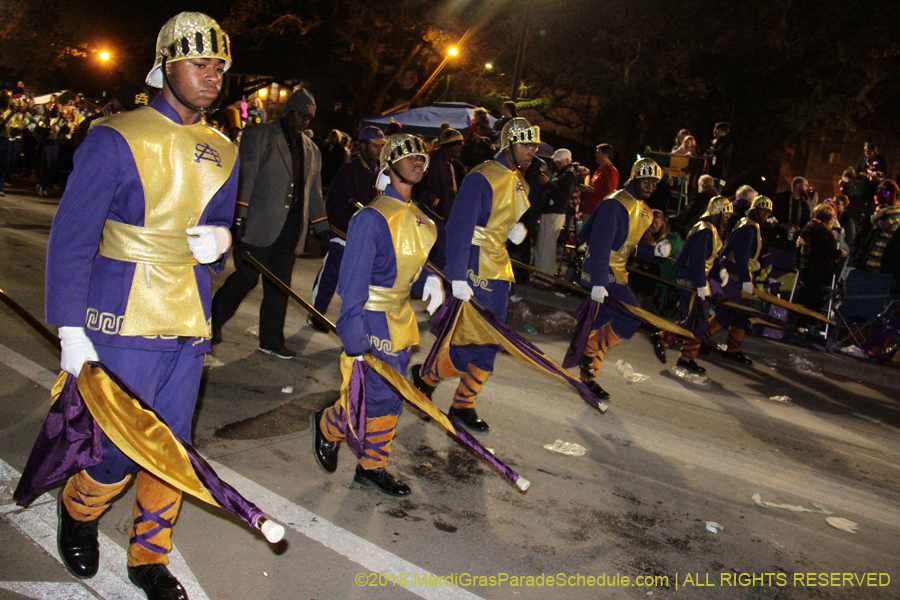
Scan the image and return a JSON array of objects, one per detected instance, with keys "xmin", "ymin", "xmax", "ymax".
[
  {"xmin": 146, "ymin": 12, "xmax": 231, "ymax": 88},
  {"xmin": 500, "ymin": 117, "xmax": 540, "ymax": 150},
  {"xmin": 379, "ymin": 133, "xmax": 430, "ymax": 173},
  {"xmin": 628, "ymin": 157, "xmax": 662, "ymax": 182},
  {"xmin": 701, "ymin": 196, "xmax": 733, "ymax": 219},
  {"xmin": 750, "ymin": 195, "xmax": 773, "ymax": 211}
]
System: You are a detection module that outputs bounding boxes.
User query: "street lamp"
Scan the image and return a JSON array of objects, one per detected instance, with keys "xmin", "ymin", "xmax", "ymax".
[
  {"xmin": 407, "ymin": 44, "xmax": 461, "ymax": 107},
  {"xmin": 98, "ymin": 51, "xmax": 110, "ymax": 61}
]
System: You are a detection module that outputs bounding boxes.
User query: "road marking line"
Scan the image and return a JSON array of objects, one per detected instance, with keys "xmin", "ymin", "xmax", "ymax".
[
  {"xmin": 0, "ymin": 342, "xmax": 58, "ymax": 391},
  {"xmin": 1, "ymin": 341, "xmax": 485, "ymax": 600},
  {"xmin": 0, "ymin": 581, "xmax": 99, "ymax": 600},
  {"xmin": 209, "ymin": 460, "xmax": 485, "ymax": 600}
]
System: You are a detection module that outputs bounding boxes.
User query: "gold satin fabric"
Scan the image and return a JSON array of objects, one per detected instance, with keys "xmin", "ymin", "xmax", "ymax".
[
  {"xmin": 339, "ymin": 353, "xmax": 457, "ymax": 442},
  {"xmin": 99, "ymin": 221, "xmax": 199, "ymax": 266},
  {"xmin": 468, "ymin": 160, "xmax": 530, "ymax": 282},
  {"xmin": 685, "ymin": 221, "xmax": 723, "ymax": 275},
  {"xmin": 94, "ymin": 107, "xmax": 237, "ymax": 338},
  {"xmin": 76, "ymin": 364, "xmax": 217, "ymax": 507},
  {"xmin": 361, "ymin": 195, "xmax": 436, "ymax": 350},
  {"xmin": 606, "ymin": 190, "xmax": 652, "ymax": 284}
]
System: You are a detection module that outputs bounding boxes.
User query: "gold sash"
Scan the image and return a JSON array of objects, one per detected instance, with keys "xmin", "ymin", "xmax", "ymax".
[
  {"xmin": 726, "ymin": 217, "xmax": 762, "ymax": 272},
  {"xmin": 685, "ymin": 220, "xmax": 723, "ymax": 275},
  {"xmin": 362, "ymin": 195, "xmax": 436, "ymax": 350},
  {"xmin": 607, "ymin": 190, "xmax": 652, "ymax": 284},
  {"xmin": 468, "ymin": 160, "xmax": 530, "ymax": 282},
  {"xmin": 94, "ymin": 107, "xmax": 237, "ymax": 338}
]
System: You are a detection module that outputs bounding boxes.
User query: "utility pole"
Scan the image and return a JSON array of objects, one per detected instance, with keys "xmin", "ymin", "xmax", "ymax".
[{"xmin": 510, "ymin": 21, "xmax": 528, "ymax": 102}]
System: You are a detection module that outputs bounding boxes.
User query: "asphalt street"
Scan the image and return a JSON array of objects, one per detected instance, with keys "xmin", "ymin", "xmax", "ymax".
[{"xmin": 1, "ymin": 188, "xmax": 899, "ymax": 599}]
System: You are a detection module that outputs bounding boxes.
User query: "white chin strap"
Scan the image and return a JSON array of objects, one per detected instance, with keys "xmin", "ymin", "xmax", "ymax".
[{"xmin": 376, "ymin": 171, "xmax": 390, "ymax": 192}]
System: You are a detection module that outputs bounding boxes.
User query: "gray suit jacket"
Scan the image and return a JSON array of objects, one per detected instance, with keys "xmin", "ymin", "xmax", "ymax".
[{"xmin": 235, "ymin": 119, "xmax": 327, "ymax": 249}]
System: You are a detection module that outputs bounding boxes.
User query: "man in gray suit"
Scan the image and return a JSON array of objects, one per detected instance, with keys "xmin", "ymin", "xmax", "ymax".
[{"xmin": 211, "ymin": 88, "xmax": 328, "ymax": 358}]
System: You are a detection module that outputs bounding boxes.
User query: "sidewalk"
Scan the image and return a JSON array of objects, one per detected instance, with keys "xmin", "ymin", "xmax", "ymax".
[{"xmin": 510, "ymin": 279, "xmax": 900, "ymax": 393}]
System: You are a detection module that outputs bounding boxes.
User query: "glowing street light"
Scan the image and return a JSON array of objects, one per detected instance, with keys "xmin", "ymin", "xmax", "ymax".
[
  {"xmin": 485, "ymin": 63, "xmax": 493, "ymax": 70},
  {"xmin": 258, "ymin": 88, "xmax": 268, "ymax": 98},
  {"xmin": 98, "ymin": 51, "xmax": 110, "ymax": 61},
  {"xmin": 448, "ymin": 46, "xmax": 459, "ymax": 56}
]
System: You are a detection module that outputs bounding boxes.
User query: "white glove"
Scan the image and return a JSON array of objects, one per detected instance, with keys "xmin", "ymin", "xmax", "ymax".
[
  {"xmin": 719, "ymin": 268, "xmax": 729, "ymax": 288},
  {"xmin": 186, "ymin": 226, "xmax": 231, "ymax": 264},
  {"xmin": 507, "ymin": 222, "xmax": 527, "ymax": 245},
  {"xmin": 452, "ymin": 280, "xmax": 474, "ymax": 302},
  {"xmin": 653, "ymin": 239, "xmax": 672, "ymax": 258},
  {"xmin": 59, "ymin": 326, "xmax": 98, "ymax": 377},
  {"xmin": 742, "ymin": 281, "xmax": 755, "ymax": 295},
  {"xmin": 375, "ymin": 171, "xmax": 390, "ymax": 192},
  {"xmin": 697, "ymin": 286, "xmax": 709, "ymax": 299},
  {"xmin": 753, "ymin": 261, "xmax": 762, "ymax": 272},
  {"xmin": 767, "ymin": 216, "xmax": 779, "ymax": 225},
  {"xmin": 591, "ymin": 285, "xmax": 608, "ymax": 303},
  {"xmin": 422, "ymin": 275, "xmax": 444, "ymax": 315}
]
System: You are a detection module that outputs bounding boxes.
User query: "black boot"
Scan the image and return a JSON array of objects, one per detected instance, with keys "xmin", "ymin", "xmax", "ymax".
[
  {"xmin": 676, "ymin": 358, "xmax": 706, "ymax": 374},
  {"xmin": 310, "ymin": 409, "xmax": 340, "ymax": 473},
  {"xmin": 410, "ymin": 364, "xmax": 435, "ymax": 400},
  {"xmin": 353, "ymin": 465, "xmax": 410, "ymax": 497},
  {"xmin": 127, "ymin": 564, "xmax": 188, "ymax": 600},
  {"xmin": 584, "ymin": 380, "xmax": 610, "ymax": 401},
  {"xmin": 721, "ymin": 350, "xmax": 753, "ymax": 365},
  {"xmin": 57, "ymin": 489, "xmax": 100, "ymax": 579},
  {"xmin": 650, "ymin": 333, "xmax": 667, "ymax": 364},
  {"xmin": 448, "ymin": 406, "xmax": 489, "ymax": 432}
]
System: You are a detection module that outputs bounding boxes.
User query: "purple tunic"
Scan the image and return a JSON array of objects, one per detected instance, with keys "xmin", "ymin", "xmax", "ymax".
[{"xmin": 45, "ymin": 95, "xmax": 239, "ymax": 354}]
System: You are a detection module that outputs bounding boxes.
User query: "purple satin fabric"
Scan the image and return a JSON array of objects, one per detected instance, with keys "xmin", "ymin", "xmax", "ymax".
[
  {"xmin": 563, "ymin": 297, "xmax": 597, "ymax": 368},
  {"xmin": 14, "ymin": 374, "xmax": 103, "ymax": 504},
  {"xmin": 346, "ymin": 359, "xmax": 368, "ymax": 459},
  {"xmin": 428, "ymin": 297, "xmax": 605, "ymax": 409},
  {"xmin": 15, "ymin": 362, "xmax": 266, "ymax": 530}
]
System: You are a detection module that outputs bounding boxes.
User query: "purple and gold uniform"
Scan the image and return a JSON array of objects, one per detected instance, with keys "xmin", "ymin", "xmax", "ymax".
[
  {"xmin": 318, "ymin": 185, "xmax": 436, "ymax": 469},
  {"xmin": 658, "ymin": 217, "xmax": 725, "ymax": 360},
  {"xmin": 420, "ymin": 152, "xmax": 529, "ymax": 411},
  {"xmin": 46, "ymin": 11, "xmax": 238, "ymax": 578},
  {"xmin": 47, "ymin": 94, "xmax": 237, "ymax": 482},
  {"xmin": 708, "ymin": 214, "xmax": 763, "ymax": 354},
  {"xmin": 577, "ymin": 183, "xmax": 653, "ymax": 378}
]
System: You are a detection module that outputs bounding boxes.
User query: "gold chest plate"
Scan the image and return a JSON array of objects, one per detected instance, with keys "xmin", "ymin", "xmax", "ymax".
[
  {"xmin": 363, "ymin": 195, "xmax": 436, "ymax": 350},
  {"xmin": 469, "ymin": 160, "xmax": 530, "ymax": 282},
  {"xmin": 607, "ymin": 190, "xmax": 652, "ymax": 284},
  {"xmin": 95, "ymin": 107, "xmax": 237, "ymax": 338}
]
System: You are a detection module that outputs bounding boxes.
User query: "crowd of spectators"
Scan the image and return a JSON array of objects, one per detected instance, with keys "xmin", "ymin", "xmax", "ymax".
[{"xmin": 4, "ymin": 79, "xmax": 898, "ymax": 356}]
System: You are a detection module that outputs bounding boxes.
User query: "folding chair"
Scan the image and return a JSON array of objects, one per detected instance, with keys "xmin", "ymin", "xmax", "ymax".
[{"xmin": 827, "ymin": 270, "xmax": 894, "ymax": 350}]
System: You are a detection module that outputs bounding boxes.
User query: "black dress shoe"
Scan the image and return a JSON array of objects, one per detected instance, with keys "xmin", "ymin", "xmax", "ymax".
[
  {"xmin": 410, "ymin": 364, "xmax": 436, "ymax": 400},
  {"xmin": 57, "ymin": 489, "xmax": 100, "ymax": 579},
  {"xmin": 650, "ymin": 333, "xmax": 667, "ymax": 364},
  {"xmin": 353, "ymin": 465, "xmax": 410, "ymax": 497},
  {"xmin": 257, "ymin": 343, "xmax": 296, "ymax": 359},
  {"xmin": 721, "ymin": 350, "xmax": 753, "ymax": 365},
  {"xmin": 306, "ymin": 315, "xmax": 330, "ymax": 334},
  {"xmin": 583, "ymin": 380, "xmax": 610, "ymax": 401},
  {"xmin": 210, "ymin": 327, "xmax": 222, "ymax": 345},
  {"xmin": 676, "ymin": 358, "xmax": 706, "ymax": 374},
  {"xmin": 310, "ymin": 409, "xmax": 339, "ymax": 473},
  {"xmin": 128, "ymin": 564, "xmax": 188, "ymax": 600},
  {"xmin": 448, "ymin": 406, "xmax": 489, "ymax": 432}
]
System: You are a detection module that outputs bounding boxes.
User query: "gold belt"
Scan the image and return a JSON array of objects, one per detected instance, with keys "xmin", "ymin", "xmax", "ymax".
[
  {"xmin": 471, "ymin": 225, "xmax": 506, "ymax": 250},
  {"xmin": 364, "ymin": 285, "xmax": 412, "ymax": 312},
  {"xmin": 98, "ymin": 220, "xmax": 198, "ymax": 265}
]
